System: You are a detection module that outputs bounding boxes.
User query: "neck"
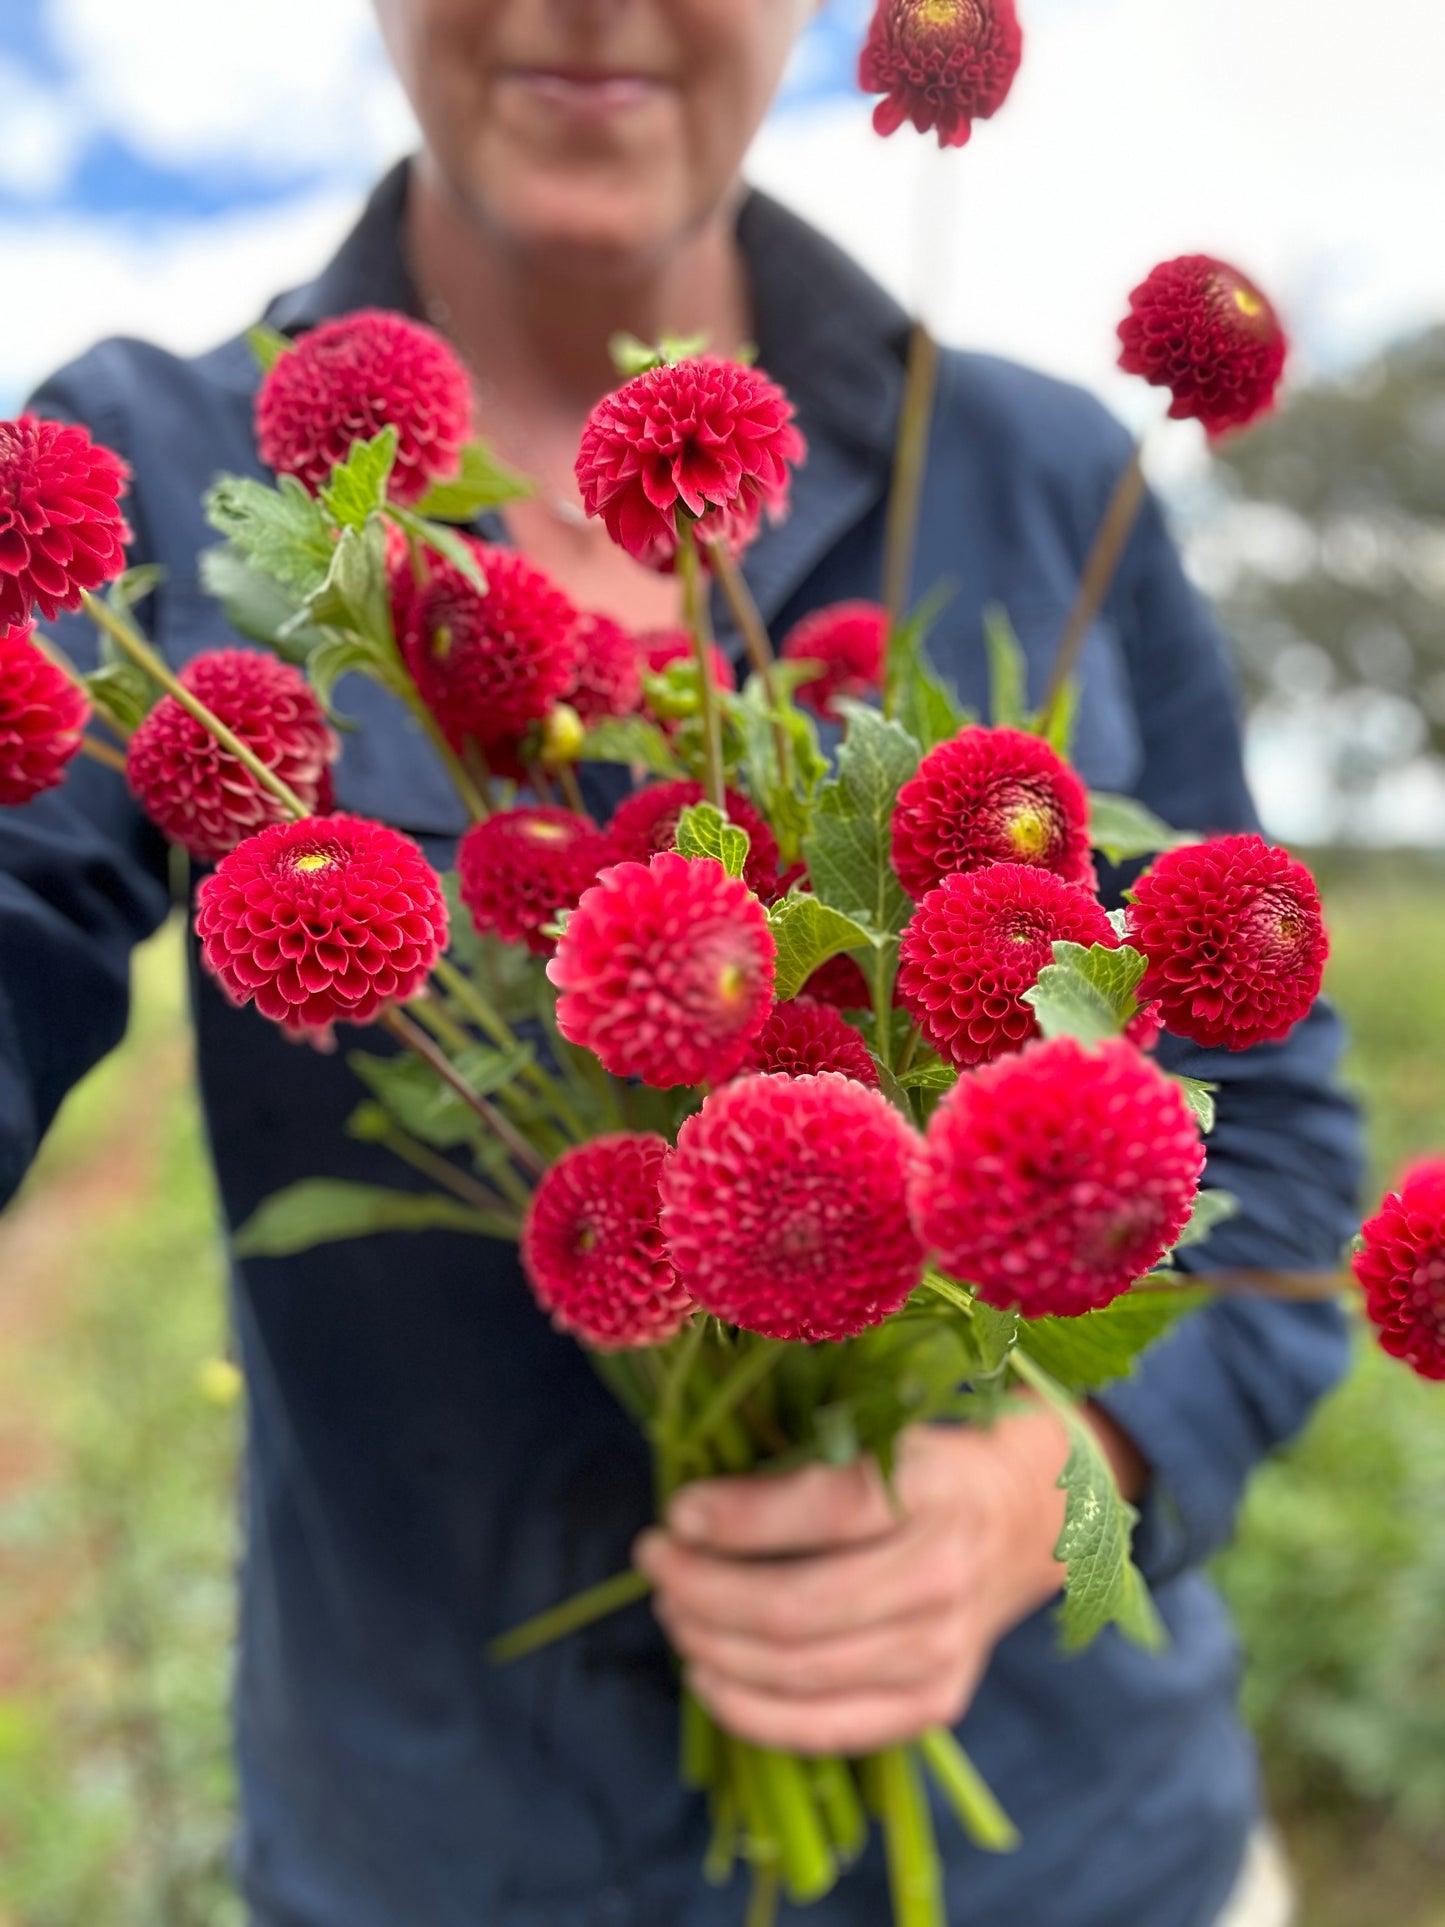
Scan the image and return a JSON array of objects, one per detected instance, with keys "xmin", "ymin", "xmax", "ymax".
[{"xmin": 403, "ymin": 152, "xmax": 751, "ymax": 420}]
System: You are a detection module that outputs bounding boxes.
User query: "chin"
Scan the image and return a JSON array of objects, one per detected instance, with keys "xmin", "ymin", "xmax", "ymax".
[{"xmin": 468, "ymin": 155, "xmax": 709, "ymax": 281}]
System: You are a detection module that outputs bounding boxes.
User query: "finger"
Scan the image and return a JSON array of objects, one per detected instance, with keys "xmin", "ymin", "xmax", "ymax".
[
  {"xmin": 657, "ymin": 1599, "xmax": 966, "ymax": 1699},
  {"xmin": 666, "ymin": 1458, "xmax": 899, "ymax": 1554},
  {"xmin": 636, "ymin": 1520, "xmax": 966, "ymax": 1643},
  {"xmin": 688, "ymin": 1668, "xmax": 976, "ymax": 1758}
]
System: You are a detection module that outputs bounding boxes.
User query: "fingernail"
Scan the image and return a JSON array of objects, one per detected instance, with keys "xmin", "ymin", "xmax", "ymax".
[{"xmin": 669, "ymin": 1491, "xmax": 710, "ymax": 1541}]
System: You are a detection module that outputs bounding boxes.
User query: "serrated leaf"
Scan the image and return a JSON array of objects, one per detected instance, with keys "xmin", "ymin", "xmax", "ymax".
[
  {"xmin": 204, "ymin": 472, "xmax": 335, "ymax": 595},
  {"xmin": 1052, "ymin": 1412, "xmax": 1166, "ymax": 1652},
  {"xmin": 294, "ymin": 519, "xmax": 393, "ymax": 651},
  {"xmin": 412, "ymin": 439, "xmax": 534, "ymax": 522},
  {"xmin": 735, "ymin": 672, "xmax": 828, "ymax": 861},
  {"xmin": 1018, "ymin": 1286, "xmax": 1210, "ymax": 1394},
  {"xmin": 198, "ymin": 545, "xmax": 320, "ymax": 661},
  {"xmin": 675, "ymin": 802, "xmax": 750, "ymax": 878},
  {"xmin": 1173, "ymin": 1075, "xmax": 1217, "ymax": 1133},
  {"xmin": 234, "ymin": 1179, "xmax": 509, "ymax": 1258},
  {"xmin": 348, "ymin": 1044, "xmax": 536, "ymax": 1150},
  {"xmin": 247, "ymin": 323, "xmax": 293, "ymax": 373},
  {"xmin": 803, "ymin": 701, "xmax": 919, "ymax": 935},
  {"xmin": 320, "ymin": 425, "xmax": 398, "ymax": 530},
  {"xmin": 578, "ymin": 714, "xmax": 685, "ymax": 777},
  {"xmin": 983, "ymin": 604, "xmax": 1029, "ymax": 729},
  {"xmin": 1023, "ymin": 940, "xmax": 1148, "ymax": 1046},
  {"xmin": 1088, "ymin": 792, "xmax": 1198, "ymax": 865},
  {"xmin": 105, "ymin": 563, "xmax": 165, "ymax": 617},
  {"xmin": 766, "ymin": 895, "xmax": 874, "ymax": 1001},
  {"xmin": 1171, "ymin": 1186, "xmax": 1240, "ymax": 1252},
  {"xmin": 307, "ymin": 634, "xmax": 386, "ymax": 718},
  {"xmin": 385, "ymin": 504, "xmax": 486, "ymax": 592}
]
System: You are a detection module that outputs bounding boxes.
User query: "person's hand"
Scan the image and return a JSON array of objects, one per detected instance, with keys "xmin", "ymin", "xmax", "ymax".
[{"xmin": 634, "ymin": 1404, "xmax": 1145, "ymax": 1756}]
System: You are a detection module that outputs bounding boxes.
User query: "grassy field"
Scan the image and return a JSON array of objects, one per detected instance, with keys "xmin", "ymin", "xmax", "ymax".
[{"xmin": 0, "ymin": 860, "xmax": 1442, "ymax": 1927}]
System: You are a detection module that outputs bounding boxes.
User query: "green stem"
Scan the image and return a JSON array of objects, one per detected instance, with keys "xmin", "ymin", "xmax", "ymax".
[
  {"xmin": 894, "ymin": 1026, "xmax": 922, "ymax": 1081},
  {"xmin": 683, "ymin": 1340, "xmax": 785, "ymax": 1453},
  {"xmin": 486, "ymin": 1566, "xmax": 653, "ymax": 1665},
  {"xmin": 808, "ymin": 1756, "xmax": 868, "ymax": 1868},
  {"xmin": 79, "ymin": 735, "xmax": 129, "ymax": 775},
  {"xmin": 653, "ymin": 1316, "xmax": 708, "ymax": 1507},
  {"xmin": 916, "ymin": 1728, "xmax": 1019, "ymax": 1854},
  {"xmin": 432, "ymin": 954, "xmax": 590, "ymax": 1142},
  {"xmin": 82, "ymin": 590, "xmax": 309, "ymax": 819},
  {"xmin": 356, "ymin": 1116, "xmax": 520, "ymax": 1229},
  {"xmin": 681, "ymin": 1689, "xmax": 720, "ymax": 1790},
  {"xmin": 32, "ymin": 628, "xmax": 136, "ymax": 741},
  {"xmin": 1040, "ymin": 440, "xmax": 1147, "ymax": 735},
  {"xmin": 753, "ymin": 1748, "xmax": 838, "ymax": 1904},
  {"xmin": 706, "ymin": 539, "xmax": 791, "ymax": 790},
  {"xmin": 678, "ymin": 523, "xmax": 725, "ymax": 810},
  {"xmin": 871, "ymin": 946, "xmax": 895, "ymax": 1072},
  {"xmin": 378, "ymin": 1006, "xmax": 545, "ymax": 1185},
  {"xmin": 882, "ymin": 323, "xmax": 941, "ymax": 645},
  {"xmin": 871, "ymin": 1743, "xmax": 946, "ymax": 1927}
]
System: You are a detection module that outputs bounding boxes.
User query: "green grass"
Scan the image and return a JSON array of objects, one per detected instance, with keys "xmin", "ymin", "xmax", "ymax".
[{"xmin": 0, "ymin": 867, "xmax": 1443, "ymax": 1925}]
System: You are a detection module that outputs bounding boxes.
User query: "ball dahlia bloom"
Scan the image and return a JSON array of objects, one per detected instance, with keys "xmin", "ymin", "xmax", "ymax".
[
  {"xmin": 575, "ymin": 356, "xmax": 805, "ymax": 571},
  {"xmin": 124, "ymin": 649, "xmax": 337, "ymax": 860},
  {"xmin": 1118, "ymin": 257, "xmax": 1288, "ymax": 438},
  {"xmin": 1353, "ymin": 1159, "xmax": 1445, "ymax": 1382},
  {"xmin": 802, "ymin": 949, "xmax": 875, "ymax": 1012},
  {"xmin": 891, "ymin": 725, "xmax": 1094, "ymax": 901},
  {"xmin": 522, "ymin": 1133, "xmax": 694, "ymax": 1350},
  {"xmin": 254, "ymin": 309, "xmax": 472, "ymax": 506},
  {"xmin": 0, "ymin": 622, "xmax": 89, "ymax": 804},
  {"xmin": 549, "ymin": 851, "xmax": 775, "ymax": 1088},
  {"xmin": 196, "ymin": 813, "xmax": 448, "ymax": 1036},
  {"xmin": 661, "ymin": 1072, "xmax": 923, "ymax": 1342},
  {"xmin": 897, "ymin": 864, "xmax": 1118, "ymax": 1069},
  {"xmin": 457, "ymin": 806, "xmax": 613, "ymax": 956},
  {"xmin": 392, "ymin": 541, "xmax": 580, "ymax": 769},
  {"xmin": 0, "ymin": 416, "xmax": 131, "ymax": 630},
  {"xmin": 911, "ymin": 1036, "xmax": 1205, "ymax": 1317},
  {"xmin": 780, "ymin": 601, "xmax": 889, "ymax": 721},
  {"xmin": 607, "ymin": 778, "xmax": 780, "ymax": 901},
  {"xmin": 565, "ymin": 612, "xmax": 643, "ymax": 724},
  {"xmin": 1126, "ymin": 834, "xmax": 1327, "ymax": 1051},
  {"xmin": 859, "ymin": 0, "xmax": 1024, "ymax": 149},
  {"xmin": 736, "ymin": 996, "xmax": 881, "ymax": 1087}
]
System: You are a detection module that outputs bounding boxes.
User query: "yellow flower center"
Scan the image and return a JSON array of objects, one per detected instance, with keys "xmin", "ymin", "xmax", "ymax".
[
  {"xmin": 1232, "ymin": 286, "xmax": 1265, "ymax": 320},
  {"xmin": 525, "ymin": 821, "xmax": 569, "ymax": 844},
  {"xmin": 1006, "ymin": 806, "xmax": 1052, "ymax": 860},
  {"xmin": 716, "ymin": 963, "xmax": 747, "ymax": 1006},
  {"xmin": 430, "ymin": 622, "xmax": 454, "ymax": 661},
  {"xmin": 293, "ymin": 850, "xmax": 338, "ymax": 875}
]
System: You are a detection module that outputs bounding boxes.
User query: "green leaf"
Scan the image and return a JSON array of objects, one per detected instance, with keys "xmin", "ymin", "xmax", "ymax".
[
  {"xmin": 1037, "ymin": 673, "xmax": 1079, "ymax": 758},
  {"xmin": 105, "ymin": 563, "xmax": 165, "ymax": 617},
  {"xmin": 1174, "ymin": 1075, "xmax": 1218, "ymax": 1133},
  {"xmin": 306, "ymin": 634, "xmax": 384, "ymax": 718},
  {"xmin": 384, "ymin": 503, "xmax": 487, "ymax": 593},
  {"xmin": 1052, "ymin": 1407, "xmax": 1166, "ymax": 1652},
  {"xmin": 608, "ymin": 330, "xmax": 710, "ymax": 377},
  {"xmin": 803, "ymin": 701, "xmax": 919, "ymax": 935},
  {"xmin": 884, "ymin": 584, "xmax": 967, "ymax": 752},
  {"xmin": 1023, "ymin": 940, "xmax": 1148, "ymax": 1046},
  {"xmin": 675, "ymin": 802, "xmax": 750, "ymax": 879},
  {"xmin": 1088, "ymin": 792, "xmax": 1197, "ymax": 865},
  {"xmin": 204, "ymin": 472, "xmax": 335, "ymax": 595},
  {"xmin": 1171, "ymin": 1187, "xmax": 1240, "ymax": 1252},
  {"xmin": 1018, "ymin": 1286, "xmax": 1210, "ymax": 1393},
  {"xmin": 348, "ymin": 1044, "xmax": 536, "ymax": 1150},
  {"xmin": 246, "ymin": 323, "xmax": 293, "ymax": 373},
  {"xmin": 983, "ymin": 604, "xmax": 1029, "ymax": 729},
  {"xmin": 198, "ymin": 545, "xmax": 320, "ymax": 661},
  {"xmin": 294, "ymin": 519, "xmax": 393, "ymax": 652},
  {"xmin": 84, "ymin": 659, "xmax": 156, "ymax": 733},
  {"xmin": 578, "ymin": 714, "xmax": 685, "ymax": 778},
  {"xmin": 234, "ymin": 1180, "xmax": 508, "ymax": 1258},
  {"xmin": 766, "ymin": 895, "xmax": 874, "ymax": 1002},
  {"xmin": 896, "ymin": 1061, "xmax": 957, "ymax": 1093},
  {"xmin": 319, "ymin": 425, "xmax": 398, "ymax": 530},
  {"xmin": 734, "ymin": 672, "xmax": 829, "ymax": 861},
  {"xmin": 412, "ymin": 439, "xmax": 534, "ymax": 522}
]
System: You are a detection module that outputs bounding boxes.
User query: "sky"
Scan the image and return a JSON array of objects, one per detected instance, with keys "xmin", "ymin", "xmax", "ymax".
[{"xmin": 4, "ymin": 0, "xmax": 1442, "ymax": 838}]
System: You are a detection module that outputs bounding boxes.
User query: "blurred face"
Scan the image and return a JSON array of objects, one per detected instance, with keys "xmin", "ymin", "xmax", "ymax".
[{"xmin": 373, "ymin": 0, "xmax": 814, "ymax": 273}]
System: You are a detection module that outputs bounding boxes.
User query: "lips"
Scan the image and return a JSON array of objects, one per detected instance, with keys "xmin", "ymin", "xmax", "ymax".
[{"xmin": 506, "ymin": 69, "xmax": 665, "ymax": 112}]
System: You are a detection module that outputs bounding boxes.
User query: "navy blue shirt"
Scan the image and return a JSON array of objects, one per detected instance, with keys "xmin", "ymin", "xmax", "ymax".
[{"xmin": 3, "ymin": 165, "xmax": 1362, "ymax": 1926}]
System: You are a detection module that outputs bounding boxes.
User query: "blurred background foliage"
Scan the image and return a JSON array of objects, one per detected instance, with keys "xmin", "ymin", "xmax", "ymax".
[{"xmin": 1, "ymin": 857, "xmax": 1443, "ymax": 1926}]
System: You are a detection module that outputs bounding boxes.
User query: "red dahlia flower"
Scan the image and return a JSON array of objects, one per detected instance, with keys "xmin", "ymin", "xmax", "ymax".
[
  {"xmin": 392, "ymin": 541, "xmax": 580, "ymax": 768},
  {"xmin": 124, "ymin": 649, "xmax": 337, "ymax": 860},
  {"xmin": 737, "ymin": 996, "xmax": 881, "ymax": 1087},
  {"xmin": 802, "ymin": 949, "xmax": 875, "ymax": 1011},
  {"xmin": 565, "ymin": 612, "xmax": 643, "ymax": 724},
  {"xmin": 457, "ymin": 806, "xmax": 612, "ymax": 956},
  {"xmin": 0, "ymin": 416, "xmax": 131, "ymax": 630},
  {"xmin": 859, "ymin": 0, "xmax": 1024, "ymax": 148},
  {"xmin": 1126, "ymin": 834, "xmax": 1327, "ymax": 1051},
  {"xmin": 911, "ymin": 1036, "xmax": 1205, "ymax": 1316},
  {"xmin": 196, "ymin": 813, "xmax": 448, "ymax": 1037},
  {"xmin": 661, "ymin": 1072, "xmax": 924, "ymax": 1342},
  {"xmin": 607, "ymin": 778, "xmax": 780, "ymax": 900},
  {"xmin": 522, "ymin": 1134, "xmax": 693, "ymax": 1350},
  {"xmin": 891, "ymin": 725, "xmax": 1094, "ymax": 900},
  {"xmin": 549, "ymin": 852, "xmax": 775, "ymax": 1088},
  {"xmin": 254, "ymin": 309, "xmax": 471, "ymax": 506},
  {"xmin": 1118, "ymin": 257, "xmax": 1288, "ymax": 438},
  {"xmin": 780, "ymin": 601, "xmax": 889, "ymax": 721},
  {"xmin": 575, "ymin": 356, "xmax": 804, "ymax": 571},
  {"xmin": 1353, "ymin": 1159, "xmax": 1445, "ymax": 1382},
  {"xmin": 898, "ymin": 864, "xmax": 1118, "ymax": 1068},
  {"xmin": 0, "ymin": 623, "xmax": 89, "ymax": 804}
]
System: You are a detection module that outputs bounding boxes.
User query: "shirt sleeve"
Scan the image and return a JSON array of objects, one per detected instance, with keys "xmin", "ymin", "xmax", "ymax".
[
  {"xmin": 0, "ymin": 361, "xmax": 174, "ymax": 1209},
  {"xmin": 1089, "ymin": 447, "xmax": 1365, "ymax": 1585}
]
